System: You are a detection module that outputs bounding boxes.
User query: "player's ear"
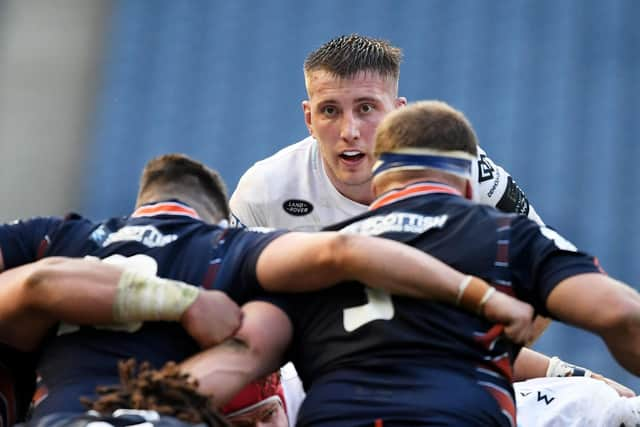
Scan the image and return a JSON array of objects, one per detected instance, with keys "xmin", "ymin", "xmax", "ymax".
[
  {"xmin": 395, "ymin": 97, "xmax": 407, "ymax": 108},
  {"xmin": 302, "ymin": 100, "xmax": 313, "ymax": 136}
]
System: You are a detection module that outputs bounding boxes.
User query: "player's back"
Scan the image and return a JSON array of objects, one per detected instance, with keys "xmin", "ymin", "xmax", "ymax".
[
  {"xmin": 29, "ymin": 201, "xmax": 274, "ymax": 418},
  {"xmin": 281, "ymin": 188, "xmax": 542, "ymax": 426}
]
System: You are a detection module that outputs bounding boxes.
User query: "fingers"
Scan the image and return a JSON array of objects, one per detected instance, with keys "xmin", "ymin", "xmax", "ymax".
[
  {"xmin": 482, "ymin": 291, "xmax": 535, "ymax": 344},
  {"xmin": 595, "ymin": 374, "xmax": 636, "ymax": 397},
  {"xmin": 503, "ymin": 317, "xmax": 535, "ymax": 345},
  {"xmin": 181, "ymin": 290, "xmax": 242, "ymax": 348}
]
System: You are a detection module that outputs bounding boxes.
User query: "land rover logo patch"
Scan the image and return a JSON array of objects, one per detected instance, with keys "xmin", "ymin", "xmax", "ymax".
[{"xmin": 283, "ymin": 199, "xmax": 313, "ymax": 216}]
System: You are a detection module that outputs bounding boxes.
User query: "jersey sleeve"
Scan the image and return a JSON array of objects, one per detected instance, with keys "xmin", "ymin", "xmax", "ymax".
[
  {"xmin": 213, "ymin": 228, "xmax": 289, "ymax": 303},
  {"xmin": 476, "ymin": 146, "xmax": 544, "ymax": 225},
  {"xmin": 229, "ymin": 165, "xmax": 270, "ymax": 228},
  {"xmin": 509, "ymin": 216, "xmax": 601, "ymax": 317},
  {"xmin": 0, "ymin": 217, "xmax": 63, "ymax": 269}
]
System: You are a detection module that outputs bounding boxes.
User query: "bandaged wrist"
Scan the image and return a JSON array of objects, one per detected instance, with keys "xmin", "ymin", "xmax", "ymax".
[
  {"xmin": 113, "ymin": 269, "xmax": 199, "ymax": 322},
  {"xmin": 456, "ymin": 275, "xmax": 495, "ymax": 315},
  {"xmin": 545, "ymin": 356, "xmax": 592, "ymax": 378}
]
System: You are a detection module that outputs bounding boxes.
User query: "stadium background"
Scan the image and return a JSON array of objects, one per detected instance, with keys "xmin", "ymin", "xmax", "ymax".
[{"xmin": 1, "ymin": 0, "xmax": 639, "ymax": 390}]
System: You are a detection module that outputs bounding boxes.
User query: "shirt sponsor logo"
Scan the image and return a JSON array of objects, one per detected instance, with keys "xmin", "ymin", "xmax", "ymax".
[
  {"xmin": 283, "ymin": 199, "xmax": 314, "ymax": 216},
  {"xmin": 341, "ymin": 213, "xmax": 448, "ymax": 236},
  {"xmin": 102, "ymin": 225, "xmax": 178, "ymax": 248},
  {"xmin": 478, "ymin": 154, "xmax": 495, "ymax": 183}
]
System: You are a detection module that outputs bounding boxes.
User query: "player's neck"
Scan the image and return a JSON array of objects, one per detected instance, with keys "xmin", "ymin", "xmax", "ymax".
[
  {"xmin": 330, "ymin": 179, "xmax": 375, "ymax": 205},
  {"xmin": 374, "ymin": 178, "xmax": 464, "ymax": 198},
  {"xmin": 137, "ymin": 192, "xmax": 219, "ymax": 224}
]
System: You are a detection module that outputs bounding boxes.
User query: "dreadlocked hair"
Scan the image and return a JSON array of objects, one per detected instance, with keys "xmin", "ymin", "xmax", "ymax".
[{"xmin": 82, "ymin": 359, "xmax": 231, "ymax": 427}]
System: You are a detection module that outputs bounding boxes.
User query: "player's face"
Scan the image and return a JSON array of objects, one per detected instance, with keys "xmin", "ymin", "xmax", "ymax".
[
  {"xmin": 303, "ymin": 70, "xmax": 406, "ymax": 204},
  {"xmin": 227, "ymin": 399, "xmax": 288, "ymax": 427}
]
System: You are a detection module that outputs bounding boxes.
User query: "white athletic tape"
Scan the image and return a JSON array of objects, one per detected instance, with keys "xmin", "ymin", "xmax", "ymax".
[
  {"xmin": 546, "ymin": 356, "xmax": 592, "ymax": 378},
  {"xmin": 113, "ymin": 270, "xmax": 199, "ymax": 322}
]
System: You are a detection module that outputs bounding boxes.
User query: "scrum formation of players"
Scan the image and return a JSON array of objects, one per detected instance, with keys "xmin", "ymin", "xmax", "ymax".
[{"xmin": 2, "ymin": 34, "xmax": 640, "ymax": 427}]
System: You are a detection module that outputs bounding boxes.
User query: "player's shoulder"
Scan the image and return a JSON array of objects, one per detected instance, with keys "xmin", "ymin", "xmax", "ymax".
[
  {"xmin": 243, "ymin": 136, "xmax": 315, "ymax": 177},
  {"xmin": 448, "ymin": 195, "xmax": 519, "ymax": 228},
  {"xmin": 232, "ymin": 136, "xmax": 316, "ymax": 201}
]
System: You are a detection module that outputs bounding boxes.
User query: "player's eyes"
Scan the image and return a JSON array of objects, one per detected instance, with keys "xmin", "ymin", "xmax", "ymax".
[
  {"xmin": 360, "ymin": 103, "xmax": 374, "ymax": 113},
  {"xmin": 321, "ymin": 105, "xmax": 338, "ymax": 117},
  {"xmin": 261, "ymin": 408, "xmax": 277, "ymax": 421}
]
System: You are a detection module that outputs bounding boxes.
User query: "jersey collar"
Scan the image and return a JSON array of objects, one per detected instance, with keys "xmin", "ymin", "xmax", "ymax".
[
  {"xmin": 369, "ymin": 182, "xmax": 462, "ymax": 210},
  {"xmin": 131, "ymin": 200, "xmax": 200, "ymax": 219}
]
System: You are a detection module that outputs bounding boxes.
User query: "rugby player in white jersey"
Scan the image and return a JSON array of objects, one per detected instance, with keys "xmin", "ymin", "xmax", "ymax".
[{"xmin": 229, "ymin": 34, "xmax": 634, "ymax": 425}]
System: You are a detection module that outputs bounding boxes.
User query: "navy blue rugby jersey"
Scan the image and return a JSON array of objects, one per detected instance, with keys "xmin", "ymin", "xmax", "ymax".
[
  {"xmin": 0, "ymin": 200, "xmax": 285, "ymax": 418},
  {"xmin": 270, "ymin": 182, "xmax": 601, "ymax": 426}
]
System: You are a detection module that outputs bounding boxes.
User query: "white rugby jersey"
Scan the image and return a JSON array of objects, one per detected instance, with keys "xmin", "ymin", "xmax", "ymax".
[
  {"xmin": 230, "ymin": 136, "xmax": 542, "ymax": 230},
  {"xmin": 515, "ymin": 377, "xmax": 640, "ymax": 427}
]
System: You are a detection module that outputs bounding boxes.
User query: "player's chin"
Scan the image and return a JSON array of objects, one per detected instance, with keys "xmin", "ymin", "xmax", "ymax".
[
  {"xmin": 340, "ymin": 172, "xmax": 373, "ymax": 187},
  {"xmin": 336, "ymin": 164, "xmax": 374, "ymax": 185}
]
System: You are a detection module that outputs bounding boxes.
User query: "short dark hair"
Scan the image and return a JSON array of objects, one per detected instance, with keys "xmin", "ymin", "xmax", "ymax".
[
  {"xmin": 375, "ymin": 100, "xmax": 478, "ymax": 157},
  {"xmin": 137, "ymin": 153, "xmax": 230, "ymax": 220},
  {"xmin": 304, "ymin": 34, "xmax": 402, "ymax": 82}
]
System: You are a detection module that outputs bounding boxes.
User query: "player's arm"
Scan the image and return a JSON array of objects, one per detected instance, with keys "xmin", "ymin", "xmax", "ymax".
[
  {"xmin": 256, "ymin": 232, "xmax": 535, "ymax": 344},
  {"xmin": 0, "ymin": 257, "xmax": 241, "ymax": 351},
  {"xmin": 513, "ymin": 346, "xmax": 635, "ymax": 397},
  {"xmin": 475, "ymin": 146, "xmax": 543, "ymax": 224},
  {"xmin": 179, "ymin": 300, "xmax": 292, "ymax": 406},
  {"xmin": 545, "ymin": 273, "xmax": 640, "ymax": 377},
  {"xmin": 474, "ymin": 149, "xmax": 556, "ymax": 345}
]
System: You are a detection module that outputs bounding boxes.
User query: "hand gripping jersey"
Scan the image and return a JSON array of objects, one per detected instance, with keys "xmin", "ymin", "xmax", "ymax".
[
  {"xmin": 0, "ymin": 200, "xmax": 285, "ymax": 420},
  {"xmin": 230, "ymin": 136, "xmax": 543, "ymax": 230},
  {"xmin": 265, "ymin": 183, "xmax": 600, "ymax": 427}
]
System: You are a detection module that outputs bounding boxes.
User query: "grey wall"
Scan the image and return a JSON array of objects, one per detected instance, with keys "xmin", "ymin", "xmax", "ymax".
[{"xmin": 0, "ymin": 0, "xmax": 111, "ymax": 221}]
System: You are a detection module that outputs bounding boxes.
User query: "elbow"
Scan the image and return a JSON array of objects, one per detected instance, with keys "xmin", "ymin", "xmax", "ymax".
[
  {"xmin": 230, "ymin": 333, "xmax": 278, "ymax": 379},
  {"xmin": 319, "ymin": 233, "xmax": 353, "ymax": 276},
  {"xmin": 19, "ymin": 257, "xmax": 66, "ymax": 308},
  {"xmin": 595, "ymin": 290, "xmax": 640, "ymax": 335},
  {"xmin": 607, "ymin": 299, "xmax": 640, "ymax": 337},
  {"xmin": 599, "ymin": 298, "xmax": 640, "ymax": 375}
]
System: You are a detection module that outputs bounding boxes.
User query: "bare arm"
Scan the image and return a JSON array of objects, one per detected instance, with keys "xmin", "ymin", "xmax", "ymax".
[
  {"xmin": 257, "ymin": 232, "xmax": 535, "ymax": 343},
  {"xmin": 257, "ymin": 232, "xmax": 465, "ymax": 299},
  {"xmin": 546, "ymin": 273, "xmax": 640, "ymax": 376},
  {"xmin": 179, "ymin": 301, "xmax": 292, "ymax": 406},
  {"xmin": 0, "ymin": 257, "xmax": 241, "ymax": 351},
  {"xmin": 0, "ymin": 257, "xmax": 121, "ymax": 350}
]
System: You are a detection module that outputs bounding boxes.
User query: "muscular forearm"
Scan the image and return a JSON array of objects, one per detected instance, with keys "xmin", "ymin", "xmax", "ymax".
[
  {"xmin": 0, "ymin": 257, "xmax": 234, "ymax": 351},
  {"xmin": 257, "ymin": 233, "xmax": 534, "ymax": 343},
  {"xmin": 0, "ymin": 257, "xmax": 122, "ymax": 350},
  {"xmin": 258, "ymin": 232, "xmax": 464, "ymax": 300},
  {"xmin": 179, "ymin": 338, "xmax": 268, "ymax": 406},
  {"xmin": 513, "ymin": 347, "xmax": 552, "ymax": 381},
  {"xmin": 180, "ymin": 301, "xmax": 292, "ymax": 406}
]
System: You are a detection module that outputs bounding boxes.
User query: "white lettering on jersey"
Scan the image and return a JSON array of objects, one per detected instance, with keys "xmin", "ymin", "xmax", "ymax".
[
  {"xmin": 343, "ymin": 288, "xmax": 394, "ymax": 332},
  {"xmin": 102, "ymin": 225, "xmax": 177, "ymax": 248},
  {"xmin": 340, "ymin": 213, "xmax": 448, "ymax": 236},
  {"xmin": 247, "ymin": 226, "xmax": 276, "ymax": 234},
  {"xmin": 540, "ymin": 226, "xmax": 577, "ymax": 252}
]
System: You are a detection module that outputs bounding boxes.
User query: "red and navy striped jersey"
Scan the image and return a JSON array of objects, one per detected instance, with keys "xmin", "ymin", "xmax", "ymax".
[
  {"xmin": 0, "ymin": 200, "xmax": 285, "ymax": 419},
  {"xmin": 272, "ymin": 182, "xmax": 601, "ymax": 426}
]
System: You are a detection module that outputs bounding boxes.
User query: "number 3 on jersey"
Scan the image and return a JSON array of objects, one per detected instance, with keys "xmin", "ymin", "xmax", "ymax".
[{"xmin": 343, "ymin": 288, "xmax": 394, "ymax": 332}]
